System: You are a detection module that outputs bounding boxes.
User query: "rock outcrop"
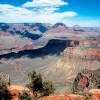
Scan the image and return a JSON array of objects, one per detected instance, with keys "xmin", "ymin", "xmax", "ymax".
[
  {"xmin": 79, "ymin": 41, "xmax": 99, "ymax": 47},
  {"xmin": 89, "ymin": 89, "xmax": 100, "ymax": 100},
  {"xmin": 62, "ymin": 47, "xmax": 100, "ymax": 61},
  {"xmin": 40, "ymin": 89, "xmax": 100, "ymax": 100},
  {"xmin": 0, "ymin": 71, "xmax": 10, "ymax": 85},
  {"xmin": 73, "ymin": 69, "xmax": 100, "ymax": 93},
  {"xmin": 7, "ymin": 85, "xmax": 100, "ymax": 100}
]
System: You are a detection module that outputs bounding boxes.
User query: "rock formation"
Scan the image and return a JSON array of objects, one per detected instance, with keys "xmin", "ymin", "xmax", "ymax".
[
  {"xmin": 42, "ymin": 46, "xmax": 100, "ymax": 94},
  {"xmin": 73, "ymin": 69, "xmax": 100, "ymax": 93},
  {"xmin": 0, "ymin": 23, "xmax": 100, "ymax": 55},
  {"xmin": 0, "ymin": 71, "xmax": 10, "ymax": 85}
]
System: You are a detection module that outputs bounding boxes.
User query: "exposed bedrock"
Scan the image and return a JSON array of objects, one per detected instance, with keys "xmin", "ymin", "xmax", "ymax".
[
  {"xmin": 62, "ymin": 47, "xmax": 100, "ymax": 61},
  {"xmin": 73, "ymin": 69, "xmax": 100, "ymax": 93},
  {"xmin": 0, "ymin": 71, "xmax": 10, "ymax": 85},
  {"xmin": 0, "ymin": 39, "xmax": 79, "ymax": 59},
  {"xmin": 43, "ymin": 47, "xmax": 100, "ymax": 86}
]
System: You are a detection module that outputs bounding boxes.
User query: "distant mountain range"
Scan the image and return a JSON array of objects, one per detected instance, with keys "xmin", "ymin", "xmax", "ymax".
[
  {"xmin": 0, "ymin": 22, "xmax": 100, "ymax": 55},
  {"xmin": 0, "ymin": 23, "xmax": 100, "ymax": 36}
]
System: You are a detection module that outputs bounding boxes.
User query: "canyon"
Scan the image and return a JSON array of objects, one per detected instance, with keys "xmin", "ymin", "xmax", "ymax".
[
  {"xmin": 0, "ymin": 23, "xmax": 100, "ymax": 55},
  {"xmin": 0, "ymin": 23, "xmax": 100, "ymax": 99}
]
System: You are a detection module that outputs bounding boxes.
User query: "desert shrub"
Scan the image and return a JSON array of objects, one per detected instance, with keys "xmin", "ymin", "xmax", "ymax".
[
  {"xmin": 82, "ymin": 92, "xmax": 93, "ymax": 100},
  {"xmin": 17, "ymin": 90, "xmax": 33, "ymax": 100},
  {"xmin": 41, "ymin": 80, "xmax": 55, "ymax": 96},
  {"xmin": 0, "ymin": 80, "xmax": 11, "ymax": 100},
  {"xmin": 85, "ymin": 92, "xmax": 93, "ymax": 100}
]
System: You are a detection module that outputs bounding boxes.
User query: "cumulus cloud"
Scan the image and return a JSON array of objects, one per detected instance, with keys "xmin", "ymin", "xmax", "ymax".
[
  {"xmin": 0, "ymin": 3, "xmax": 77, "ymax": 23},
  {"xmin": 32, "ymin": 12, "xmax": 77, "ymax": 23},
  {"xmin": 22, "ymin": 0, "xmax": 68, "ymax": 14},
  {"xmin": 0, "ymin": 0, "xmax": 99, "ymax": 26},
  {"xmin": 0, "ymin": 0, "xmax": 78, "ymax": 23},
  {"xmin": 0, "ymin": 4, "xmax": 35, "ymax": 22},
  {"xmin": 22, "ymin": 0, "xmax": 68, "ymax": 8}
]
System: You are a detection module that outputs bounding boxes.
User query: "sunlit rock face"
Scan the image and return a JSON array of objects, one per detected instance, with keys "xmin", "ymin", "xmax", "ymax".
[
  {"xmin": 40, "ymin": 89, "xmax": 100, "ymax": 100},
  {"xmin": 73, "ymin": 69, "xmax": 100, "ymax": 93},
  {"xmin": 89, "ymin": 89, "xmax": 100, "ymax": 100},
  {"xmin": 7, "ymin": 85, "xmax": 32, "ymax": 100},
  {"xmin": 43, "ymin": 47, "xmax": 100, "ymax": 90},
  {"xmin": 40, "ymin": 94, "xmax": 85, "ymax": 100},
  {"xmin": 63, "ymin": 47, "xmax": 100, "ymax": 61}
]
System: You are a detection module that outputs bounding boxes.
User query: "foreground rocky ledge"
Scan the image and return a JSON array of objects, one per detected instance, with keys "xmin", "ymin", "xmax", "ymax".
[
  {"xmin": 40, "ymin": 89, "xmax": 100, "ymax": 100},
  {"xmin": 7, "ymin": 85, "xmax": 100, "ymax": 100}
]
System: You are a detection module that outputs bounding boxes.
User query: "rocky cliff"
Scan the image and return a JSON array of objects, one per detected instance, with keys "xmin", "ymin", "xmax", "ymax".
[
  {"xmin": 0, "ymin": 39, "xmax": 79, "ymax": 59},
  {"xmin": 73, "ymin": 69, "xmax": 100, "ymax": 93},
  {"xmin": 62, "ymin": 47, "xmax": 100, "ymax": 61},
  {"xmin": 42, "ymin": 47, "xmax": 100, "ymax": 93}
]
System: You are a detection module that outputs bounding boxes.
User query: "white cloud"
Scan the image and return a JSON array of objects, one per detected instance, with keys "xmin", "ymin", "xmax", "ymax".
[
  {"xmin": 0, "ymin": 4, "xmax": 35, "ymax": 16},
  {"xmin": 0, "ymin": 1, "xmax": 99, "ymax": 26},
  {"xmin": 22, "ymin": 0, "xmax": 68, "ymax": 8},
  {"xmin": 0, "ymin": 4, "xmax": 77, "ymax": 23},
  {"xmin": 0, "ymin": 4, "xmax": 99, "ymax": 26},
  {"xmin": 33, "ymin": 12, "xmax": 77, "ymax": 23}
]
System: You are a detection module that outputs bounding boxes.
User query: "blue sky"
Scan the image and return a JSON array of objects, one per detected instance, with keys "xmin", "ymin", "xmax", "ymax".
[{"xmin": 0, "ymin": 0, "xmax": 100, "ymax": 26}]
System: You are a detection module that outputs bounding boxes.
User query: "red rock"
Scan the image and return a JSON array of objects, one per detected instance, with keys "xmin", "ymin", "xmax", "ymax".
[
  {"xmin": 88, "ymin": 49, "xmax": 100, "ymax": 57},
  {"xmin": 89, "ymin": 89, "xmax": 100, "ymax": 100},
  {"xmin": 40, "ymin": 94, "xmax": 85, "ymax": 100},
  {"xmin": 7, "ymin": 85, "xmax": 31, "ymax": 100},
  {"xmin": 78, "ymin": 75, "xmax": 88, "ymax": 91}
]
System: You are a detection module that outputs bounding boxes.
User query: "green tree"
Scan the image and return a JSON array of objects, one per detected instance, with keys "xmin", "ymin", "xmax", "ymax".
[
  {"xmin": 0, "ymin": 80, "xmax": 11, "ymax": 100},
  {"xmin": 26, "ymin": 70, "xmax": 55, "ymax": 98},
  {"xmin": 26, "ymin": 70, "xmax": 43, "ymax": 93}
]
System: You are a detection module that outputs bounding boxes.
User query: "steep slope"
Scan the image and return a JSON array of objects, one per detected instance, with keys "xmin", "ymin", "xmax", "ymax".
[
  {"xmin": 42, "ymin": 47, "xmax": 100, "ymax": 94},
  {"xmin": 0, "ymin": 39, "xmax": 79, "ymax": 85},
  {"xmin": 73, "ymin": 69, "xmax": 100, "ymax": 93},
  {"xmin": 0, "ymin": 39, "xmax": 79, "ymax": 59}
]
